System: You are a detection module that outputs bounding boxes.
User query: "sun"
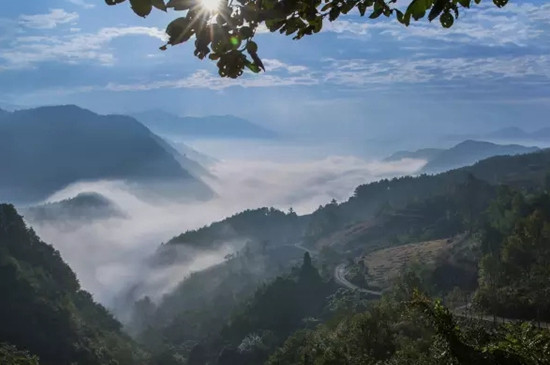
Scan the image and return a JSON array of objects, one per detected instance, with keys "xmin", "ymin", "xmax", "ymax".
[{"xmin": 200, "ymin": 0, "xmax": 221, "ymax": 12}]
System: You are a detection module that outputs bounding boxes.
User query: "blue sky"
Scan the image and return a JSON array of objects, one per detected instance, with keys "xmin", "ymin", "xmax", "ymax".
[{"xmin": 1, "ymin": 0, "xmax": 550, "ymax": 149}]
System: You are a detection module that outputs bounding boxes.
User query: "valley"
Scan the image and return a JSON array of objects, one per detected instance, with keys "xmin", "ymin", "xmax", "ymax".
[{"xmin": 3, "ymin": 104, "xmax": 550, "ymax": 365}]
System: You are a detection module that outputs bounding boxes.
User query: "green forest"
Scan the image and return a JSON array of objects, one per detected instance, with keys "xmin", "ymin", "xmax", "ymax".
[{"xmin": 3, "ymin": 149, "xmax": 550, "ymax": 364}]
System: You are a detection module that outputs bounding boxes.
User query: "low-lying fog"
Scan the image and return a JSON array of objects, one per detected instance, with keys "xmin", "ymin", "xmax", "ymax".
[{"xmin": 23, "ymin": 141, "xmax": 426, "ymax": 312}]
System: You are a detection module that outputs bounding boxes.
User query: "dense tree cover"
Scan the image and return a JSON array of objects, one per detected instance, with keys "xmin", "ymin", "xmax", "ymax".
[
  {"xmin": 165, "ymin": 207, "xmax": 303, "ymax": 250},
  {"xmin": 107, "ymin": 0, "xmax": 509, "ymax": 78},
  {"xmin": 132, "ymin": 159, "xmax": 550, "ymax": 364},
  {"xmin": 0, "ymin": 204, "xmax": 147, "ymax": 365},
  {"xmin": 133, "ymin": 252, "xmax": 337, "ymax": 364},
  {"xmin": 215, "ymin": 252, "xmax": 336, "ymax": 364},
  {"xmin": 304, "ymin": 149, "xmax": 550, "ymax": 248},
  {"xmin": 159, "ymin": 149, "xmax": 550, "ymax": 258},
  {"xmin": 0, "ymin": 343, "xmax": 40, "ymax": 365},
  {"xmin": 129, "ymin": 239, "xmax": 308, "ymax": 362},
  {"xmin": 475, "ymin": 188, "xmax": 550, "ymax": 321},
  {"xmin": 267, "ymin": 288, "xmax": 550, "ymax": 365},
  {"xmin": 23, "ymin": 192, "xmax": 124, "ymax": 224}
]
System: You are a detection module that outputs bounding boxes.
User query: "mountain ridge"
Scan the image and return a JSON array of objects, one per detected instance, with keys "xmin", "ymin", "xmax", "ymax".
[
  {"xmin": 384, "ymin": 140, "xmax": 539, "ymax": 174},
  {"xmin": 132, "ymin": 109, "xmax": 277, "ymax": 139},
  {"xmin": 0, "ymin": 105, "xmax": 212, "ymax": 204},
  {"xmin": 421, "ymin": 140, "xmax": 539, "ymax": 174}
]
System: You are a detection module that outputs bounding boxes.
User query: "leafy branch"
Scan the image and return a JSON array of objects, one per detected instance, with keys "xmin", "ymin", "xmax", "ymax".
[{"xmin": 106, "ymin": 0, "xmax": 509, "ymax": 78}]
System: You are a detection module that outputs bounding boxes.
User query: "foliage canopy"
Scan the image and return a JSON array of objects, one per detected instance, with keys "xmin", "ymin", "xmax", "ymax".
[{"xmin": 106, "ymin": 0, "xmax": 509, "ymax": 78}]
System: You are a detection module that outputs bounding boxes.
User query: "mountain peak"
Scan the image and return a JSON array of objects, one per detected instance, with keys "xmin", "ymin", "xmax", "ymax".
[
  {"xmin": 0, "ymin": 105, "xmax": 212, "ymax": 204},
  {"xmin": 421, "ymin": 140, "xmax": 539, "ymax": 174},
  {"xmin": 132, "ymin": 110, "xmax": 276, "ymax": 139}
]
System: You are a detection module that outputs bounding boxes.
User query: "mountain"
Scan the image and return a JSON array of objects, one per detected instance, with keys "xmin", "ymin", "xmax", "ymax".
[
  {"xmin": 0, "ymin": 204, "xmax": 147, "ymax": 365},
  {"xmin": 535, "ymin": 127, "xmax": 550, "ymax": 139},
  {"xmin": 150, "ymin": 134, "xmax": 213, "ymax": 179},
  {"xmin": 132, "ymin": 110, "xmax": 277, "ymax": 139},
  {"xmin": 171, "ymin": 140, "xmax": 218, "ymax": 166},
  {"xmin": 130, "ymin": 147, "xmax": 550, "ymax": 363},
  {"xmin": 447, "ymin": 126, "xmax": 550, "ymax": 143},
  {"xmin": 23, "ymin": 192, "xmax": 125, "ymax": 224},
  {"xmin": 0, "ymin": 105, "xmax": 212, "ymax": 204},
  {"xmin": 384, "ymin": 148, "xmax": 443, "ymax": 162},
  {"xmin": 421, "ymin": 140, "xmax": 539, "ymax": 174},
  {"xmin": 485, "ymin": 126, "xmax": 530, "ymax": 140}
]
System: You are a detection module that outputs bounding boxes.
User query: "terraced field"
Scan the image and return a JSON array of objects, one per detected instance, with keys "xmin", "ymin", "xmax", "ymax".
[{"xmin": 361, "ymin": 237, "xmax": 461, "ymax": 289}]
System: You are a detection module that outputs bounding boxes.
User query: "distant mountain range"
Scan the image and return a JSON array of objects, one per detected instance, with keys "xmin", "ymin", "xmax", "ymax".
[
  {"xmin": 0, "ymin": 105, "xmax": 212, "ymax": 204},
  {"xmin": 448, "ymin": 127, "xmax": 550, "ymax": 142},
  {"xmin": 385, "ymin": 148, "xmax": 442, "ymax": 162},
  {"xmin": 132, "ymin": 110, "xmax": 277, "ymax": 139},
  {"xmin": 23, "ymin": 192, "xmax": 124, "ymax": 224},
  {"xmin": 386, "ymin": 140, "xmax": 539, "ymax": 174}
]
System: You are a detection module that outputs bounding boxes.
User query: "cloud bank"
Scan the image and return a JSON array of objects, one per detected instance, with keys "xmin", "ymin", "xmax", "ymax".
[{"xmin": 23, "ymin": 153, "xmax": 425, "ymax": 310}]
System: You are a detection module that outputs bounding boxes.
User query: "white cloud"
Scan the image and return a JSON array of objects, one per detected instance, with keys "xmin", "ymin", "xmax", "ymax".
[
  {"xmin": 262, "ymin": 58, "xmax": 308, "ymax": 73},
  {"xmin": 101, "ymin": 54, "xmax": 550, "ymax": 92},
  {"xmin": 67, "ymin": 0, "xmax": 96, "ymax": 9},
  {"xmin": 316, "ymin": 2, "xmax": 549, "ymax": 47},
  {"xmin": 19, "ymin": 9, "xmax": 79, "ymax": 29},
  {"xmin": 105, "ymin": 68, "xmax": 318, "ymax": 91},
  {"xmin": 324, "ymin": 55, "xmax": 550, "ymax": 86},
  {"xmin": 25, "ymin": 153, "xmax": 425, "ymax": 305},
  {"xmin": 0, "ymin": 27, "xmax": 167, "ymax": 69}
]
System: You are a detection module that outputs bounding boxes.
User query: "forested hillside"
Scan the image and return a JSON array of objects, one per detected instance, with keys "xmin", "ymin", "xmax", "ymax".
[
  {"xmin": 23, "ymin": 192, "xmax": 124, "ymax": 224},
  {"xmin": 0, "ymin": 105, "xmax": 212, "ymax": 204},
  {"xmin": 0, "ymin": 204, "xmax": 147, "ymax": 365},
  {"xmin": 475, "ymin": 187, "xmax": 550, "ymax": 322},
  {"xmin": 117, "ymin": 148, "xmax": 550, "ymax": 364},
  {"xmin": 166, "ymin": 149, "xmax": 550, "ymax": 256}
]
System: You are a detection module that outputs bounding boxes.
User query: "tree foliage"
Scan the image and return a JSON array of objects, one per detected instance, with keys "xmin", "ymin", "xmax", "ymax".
[
  {"xmin": 106, "ymin": 0, "xmax": 509, "ymax": 78},
  {"xmin": 267, "ymin": 290, "xmax": 550, "ymax": 365},
  {"xmin": 0, "ymin": 204, "xmax": 147, "ymax": 365},
  {"xmin": 0, "ymin": 343, "xmax": 40, "ymax": 365},
  {"xmin": 475, "ymin": 188, "xmax": 550, "ymax": 321}
]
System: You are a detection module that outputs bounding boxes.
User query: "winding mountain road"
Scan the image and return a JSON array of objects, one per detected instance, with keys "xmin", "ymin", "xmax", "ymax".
[
  {"xmin": 334, "ymin": 264, "xmax": 382, "ymax": 296},
  {"xmin": 334, "ymin": 265, "xmax": 550, "ymax": 329}
]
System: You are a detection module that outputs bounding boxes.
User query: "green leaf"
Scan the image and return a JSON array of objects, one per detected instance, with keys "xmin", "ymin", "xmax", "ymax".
[
  {"xmin": 166, "ymin": 0, "xmax": 195, "ymax": 10},
  {"xmin": 369, "ymin": 8, "xmax": 384, "ymax": 19},
  {"xmin": 428, "ymin": 0, "xmax": 447, "ymax": 21},
  {"xmin": 129, "ymin": 0, "xmax": 152, "ymax": 17},
  {"xmin": 245, "ymin": 61, "xmax": 260, "ymax": 73},
  {"xmin": 406, "ymin": 0, "xmax": 431, "ymax": 21},
  {"xmin": 246, "ymin": 41, "xmax": 258, "ymax": 53},
  {"xmin": 130, "ymin": 0, "xmax": 153, "ymax": 18},
  {"xmin": 240, "ymin": 26, "xmax": 253, "ymax": 39},
  {"xmin": 166, "ymin": 17, "xmax": 193, "ymax": 45},
  {"xmin": 151, "ymin": 0, "xmax": 167, "ymax": 11},
  {"xmin": 440, "ymin": 11, "xmax": 454, "ymax": 28},
  {"xmin": 105, "ymin": 0, "xmax": 126, "ymax": 5}
]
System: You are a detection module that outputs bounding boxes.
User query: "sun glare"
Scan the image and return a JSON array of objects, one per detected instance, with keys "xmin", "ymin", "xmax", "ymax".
[{"xmin": 200, "ymin": 0, "xmax": 221, "ymax": 12}]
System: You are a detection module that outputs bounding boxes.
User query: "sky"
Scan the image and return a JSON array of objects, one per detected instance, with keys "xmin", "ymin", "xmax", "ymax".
[
  {"xmin": 1, "ymin": 1, "xmax": 550, "ymax": 149},
  {"xmin": 5, "ymin": 0, "xmax": 550, "ymax": 306}
]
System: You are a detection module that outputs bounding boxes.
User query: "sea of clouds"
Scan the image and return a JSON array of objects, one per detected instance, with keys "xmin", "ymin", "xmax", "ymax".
[{"xmin": 24, "ymin": 147, "xmax": 426, "ymax": 311}]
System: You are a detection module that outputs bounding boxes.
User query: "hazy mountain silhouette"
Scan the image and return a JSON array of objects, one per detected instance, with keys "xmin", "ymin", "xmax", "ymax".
[
  {"xmin": 421, "ymin": 140, "xmax": 539, "ymax": 174},
  {"xmin": 0, "ymin": 105, "xmax": 212, "ymax": 204},
  {"xmin": 485, "ymin": 127, "xmax": 530, "ymax": 140},
  {"xmin": 384, "ymin": 148, "xmax": 443, "ymax": 162},
  {"xmin": 23, "ymin": 192, "xmax": 125, "ymax": 223},
  {"xmin": 132, "ymin": 109, "xmax": 277, "ymax": 139},
  {"xmin": 447, "ymin": 126, "xmax": 550, "ymax": 142},
  {"xmin": 385, "ymin": 140, "xmax": 539, "ymax": 174}
]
